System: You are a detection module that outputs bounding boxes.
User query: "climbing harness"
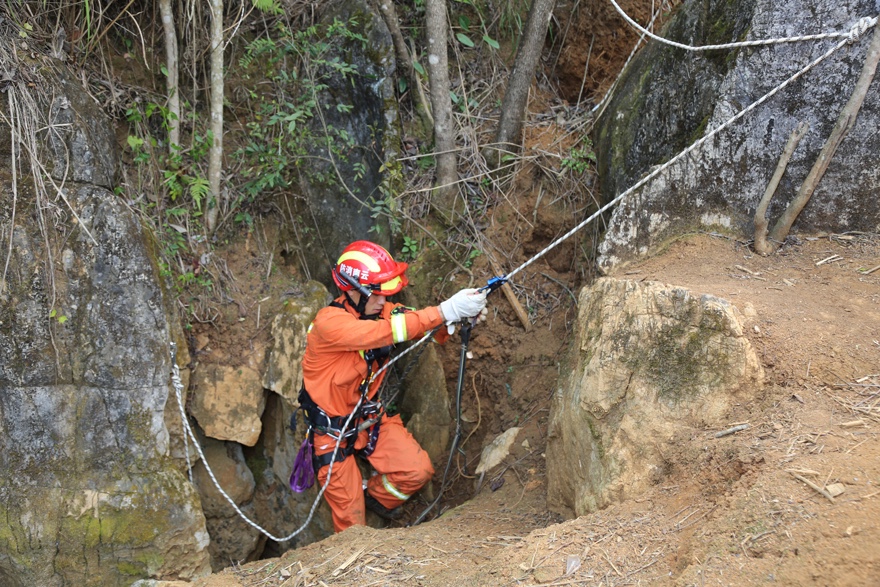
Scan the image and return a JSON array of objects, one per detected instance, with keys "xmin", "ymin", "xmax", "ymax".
[
  {"xmin": 290, "ymin": 340, "xmax": 386, "ymax": 490},
  {"xmin": 169, "ymin": 9, "xmax": 878, "ymax": 539}
]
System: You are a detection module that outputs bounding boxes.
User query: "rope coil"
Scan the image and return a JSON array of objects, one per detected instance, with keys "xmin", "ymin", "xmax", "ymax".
[{"xmin": 848, "ymin": 16, "xmax": 878, "ymax": 43}]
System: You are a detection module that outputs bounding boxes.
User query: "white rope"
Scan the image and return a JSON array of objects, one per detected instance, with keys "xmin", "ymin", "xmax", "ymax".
[
  {"xmin": 609, "ymin": 0, "xmax": 877, "ymax": 51},
  {"xmin": 592, "ymin": 2, "xmax": 667, "ymax": 114},
  {"xmin": 506, "ymin": 26, "xmax": 870, "ymax": 282},
  {"xmin": 170, "ymin": 342, "xmax": 358, "ymax": 543}
]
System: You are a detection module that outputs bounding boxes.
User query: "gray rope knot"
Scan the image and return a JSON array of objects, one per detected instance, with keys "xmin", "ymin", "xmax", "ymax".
[{"xmin": 848, "ymin": 16, "xmax": 877, "ymax": 44}]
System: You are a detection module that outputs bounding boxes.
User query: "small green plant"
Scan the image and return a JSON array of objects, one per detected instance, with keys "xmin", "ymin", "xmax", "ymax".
[
  {"xmin": 49, "ymin": 308, "xmax": 68, "ymax": 325},
  {"xmin": 464, "ymin": 248, "xmax": 482, "ymax": 268},
  {"xmin": 399, "ymin": 236, "xmax": 419, "ymax": 261},
  {"xmin": 453, "ymin": 1, "xmax": 500, "ymax": 50},
  {"xmin": 561, "ymin": 138, "xmax": 597, "ymax": 174}
]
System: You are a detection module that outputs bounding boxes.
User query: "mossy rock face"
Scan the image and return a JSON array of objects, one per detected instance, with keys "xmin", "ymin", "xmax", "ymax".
[
  {"xmin": 594, "ymin": 0, "xmax": 880, "ymax": 271},
  {"xmin": 0, "ymin": 67, "xmax": 211, "ymax": 583},
  {"xmin": 0, "ymin": 473, "xmax": 209, "ymax": 586},
  {"xmin": 595, "ymin": 0, "xmax": 755, "ymax": 208},
  {"xmin": 546, "ymin": 278, "xmax": 763, "ymax": 517}
]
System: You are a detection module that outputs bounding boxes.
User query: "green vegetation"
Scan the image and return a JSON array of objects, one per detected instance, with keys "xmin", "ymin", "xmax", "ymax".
[{"xmin": 562, "ymin": 138, "xmax": 597, "ymax": 174}]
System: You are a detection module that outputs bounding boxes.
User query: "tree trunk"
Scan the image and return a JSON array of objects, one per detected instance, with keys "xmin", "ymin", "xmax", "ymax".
[
  {"xmin": 485, "ymin": 0, "xmax": 556, "ymax": 168},
  {"xmin": 159, "ymin": 0, "xmax": 180, "ymax": 150},
  {"xmin": 206, "ymin": 0, "xmax": 224, "ymax": 234},
  {"xmin": 374, "ymin": 0, "xmax": 433, "ymax": 136},
  {"xmin": 753, "ymin": 122, "xmax": 808, "ymax": 255},
  {"xmin": 768, "ymin": 25, "xmax": 880, "ymax": 246},
  {"xmin": 424, "ymin": 0, "xmax": 458, "ymax": 221}
]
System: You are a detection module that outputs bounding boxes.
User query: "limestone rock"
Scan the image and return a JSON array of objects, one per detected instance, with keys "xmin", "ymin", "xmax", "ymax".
[
  {"xmin": 262, "ymin": 281, "xmax": 332, "ymax": 402},
  {"xmin": 595, "ymin": 0, "xmax": 880, "ymax": 271},
  {"xmin": 0, "ymin": 62, "xmax": 209, "ymax": 584},
  {"xmin": 192, "ymin": 439, "xmax": 256, "ymax": 517},
  {"xmin": 546, "ymin": 278, "xmax": 764, "ymax": 516},
  {"xmin": 190, "ymin": 361, "xmax": 267, "ymax": 447},
  {"xmin": 204, "ymin": 503, "xmax": 262, "ymax": 572},
  {"xmin": 475, "ymin": 427, "xmax": 522, "ymax": 476},
  {"xmin": 47, "ymin": 68, "xmax": 118, "ymax": 188},
  {"xmin": 192, "ymin": 440, "xmax": 261, "ymax": 570},
  {"xmin": 398, "ymin": 343, "xmax": 452, "ymax": 465}
]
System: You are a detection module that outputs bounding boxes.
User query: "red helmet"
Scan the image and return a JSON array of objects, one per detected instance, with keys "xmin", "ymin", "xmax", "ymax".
[{"xmin": 331, "ymin": 240, "xmax": 409, "ymax": 295}]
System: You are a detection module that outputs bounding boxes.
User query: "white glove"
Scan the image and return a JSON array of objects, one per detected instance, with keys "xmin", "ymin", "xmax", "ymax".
[
  {"xmin": 446, "ymin": 306, "xmax": 488, "ymax": 334},
  {"xmin": 440, "ymin": 288, "xmax": 488, "ymax": 325}
]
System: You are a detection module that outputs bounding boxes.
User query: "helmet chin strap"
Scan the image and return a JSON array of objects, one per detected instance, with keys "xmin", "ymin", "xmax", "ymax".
[{"xmin": 343, "ymin": 291, "xmax": 379, "ymax": 320}]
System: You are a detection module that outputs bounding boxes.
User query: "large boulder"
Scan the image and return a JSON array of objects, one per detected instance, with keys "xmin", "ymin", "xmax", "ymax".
[
  {"xmin": 398, "ymin": 343, "xmax": 452, "ymax": 466},
  {"xmin": 546, "ymin": 278, "xmax": 763, "ymax": 516},
  {"xmin": 192, "ymin": 439, "xmax": 261, "ymax": 571},
  {"xmin": 190, "ymin": 358, "xmax": 268, "ymax": 447},
  {"xmin": 186, "ymin": 281, "xmax": 336, "ymax": 566},
  {"xmin": 262, "ymin": 281, "xmax": 332, "ymax": 403},
  {"xmin": 594, "ymin": 0, "xmax": 880, "ymax": 271},
  {"xmin": 0, "ymin": 61, "xmax": 210, "ymax": 586}
]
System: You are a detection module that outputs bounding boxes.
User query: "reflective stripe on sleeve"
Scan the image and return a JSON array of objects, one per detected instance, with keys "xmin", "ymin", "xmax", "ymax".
[
  {"xmin": 381, "ymin": 474, "xmax": 410, "ymax": 501},
  {"xmin": 390, "ymin": 314, "xmax": 408, "ymax": 343}
]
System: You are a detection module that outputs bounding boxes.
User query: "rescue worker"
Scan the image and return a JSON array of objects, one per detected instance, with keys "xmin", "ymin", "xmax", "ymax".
[{"xmin": 300, "ymin": 240, "xmax": 488, "ymax": 532}]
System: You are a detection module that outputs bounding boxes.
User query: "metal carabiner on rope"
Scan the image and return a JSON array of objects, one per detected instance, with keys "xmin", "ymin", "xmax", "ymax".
[{"xmin": 479, "ymin": 275, "xmax": 508, "ymax": 294}]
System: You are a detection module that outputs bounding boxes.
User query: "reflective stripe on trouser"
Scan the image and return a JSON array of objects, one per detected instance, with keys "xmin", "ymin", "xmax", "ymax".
[
  {"xmin": 381, "ymin": 474, "xmax": 410, "ymax": 501},
  {"xmin": 314, "ymin": 414, "xmax": 434, "ymax": 532}
]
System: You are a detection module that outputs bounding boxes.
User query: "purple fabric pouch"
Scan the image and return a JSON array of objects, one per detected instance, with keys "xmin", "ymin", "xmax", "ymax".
[{"xmin": 290, "ymin": 436, "xmax": 315, "ymax": 492}]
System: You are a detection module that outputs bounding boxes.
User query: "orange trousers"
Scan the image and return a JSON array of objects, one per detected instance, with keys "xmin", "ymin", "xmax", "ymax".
[{"xmin": 313, "ymin": 414, "xmax": 434, "ymax": 532}]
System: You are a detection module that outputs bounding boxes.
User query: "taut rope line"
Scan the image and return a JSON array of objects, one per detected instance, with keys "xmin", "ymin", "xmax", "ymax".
[
  {"xmin": 609, "ymin": 0, "xmax": 877, "ymax": 51},
  {"xmin": 505, "ymin": 21, "xmax": 874, "ymax": 282}
]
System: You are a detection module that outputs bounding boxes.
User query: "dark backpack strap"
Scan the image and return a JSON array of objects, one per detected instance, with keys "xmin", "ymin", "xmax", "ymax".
[{"xmin": 311, "ymin": 436, "xmax": 357, "ymax": 470}]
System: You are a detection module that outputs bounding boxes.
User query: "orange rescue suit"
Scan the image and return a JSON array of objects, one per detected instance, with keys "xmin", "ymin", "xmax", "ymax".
[{"xmin": 301, "ymin": 295, "xmax": 447, "ymax": 531}]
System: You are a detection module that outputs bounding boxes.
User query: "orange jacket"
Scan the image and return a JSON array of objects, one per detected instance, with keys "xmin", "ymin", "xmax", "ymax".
[{"xmin": 302, "ymin": 295, "xmax": 448, "ymax": 417}]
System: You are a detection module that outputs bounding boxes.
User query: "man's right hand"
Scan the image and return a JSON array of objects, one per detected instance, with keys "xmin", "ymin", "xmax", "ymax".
[{"xmin": 440, "ymin": 288, "xmax": 488, "ymax": 324}]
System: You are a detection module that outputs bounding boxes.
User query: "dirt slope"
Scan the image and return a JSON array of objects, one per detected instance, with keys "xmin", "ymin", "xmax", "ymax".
[{"xmin": 191, "ymin": 232, "xmax": 880, "ymax": 587}]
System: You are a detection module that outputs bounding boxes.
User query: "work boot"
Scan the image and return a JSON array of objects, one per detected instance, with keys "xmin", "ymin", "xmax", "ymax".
[{"xmin": 364, "ymin": 492, "xmax": 403, "ymax": 521}]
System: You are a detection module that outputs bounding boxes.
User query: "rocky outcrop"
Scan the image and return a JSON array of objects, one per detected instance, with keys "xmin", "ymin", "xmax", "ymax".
[
  {"xmin": 595, "ymin": 0, "xmax": 880, "ymax": 271},
  {"xmin": 193, "ymin": 439, "xmax": 262, "ymax": 571},
  {"xmin": 398, "ymin": 343, "xmax": 452, "ymax": 465},
  {"xmin": 179, "ymin": 282, "xmax": 337, "ymax": 566},
  {"xmin": 297, "ymin": 0, "xmax": 400, "ymax": 288},
  {"xmin": 263, "ymin": 281, "xmax": 332, "ymax": 403},
  {"xmin": 0, "ymin": 64, "xmax": 211, "ymax": 584},
  {"xmin": 546, "ymin": 278, "xmax": 763, "ymax": 516},
  {"xmin": 190, "ymin": 359, "xmax": 268, "ymax": 447}
]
